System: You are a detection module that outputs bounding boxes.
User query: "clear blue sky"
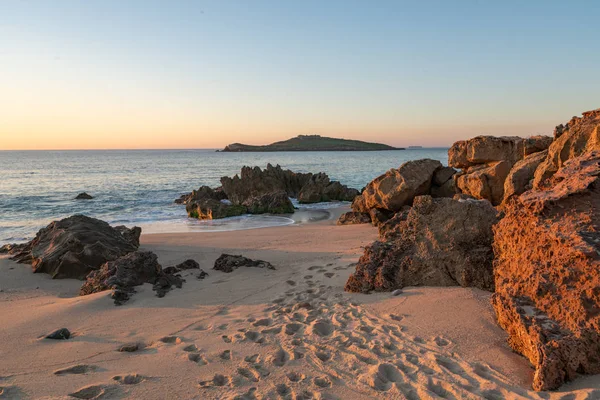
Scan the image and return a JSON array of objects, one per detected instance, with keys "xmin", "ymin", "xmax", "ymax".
[{"xmin": 1, "ymin": 0, "xmax": 599, "ymax": 149}]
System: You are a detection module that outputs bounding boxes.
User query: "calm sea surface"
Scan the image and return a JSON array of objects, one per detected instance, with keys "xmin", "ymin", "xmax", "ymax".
[{"xmin": 0, "ymin": 149, "xmax": 448, "ymax": 245}]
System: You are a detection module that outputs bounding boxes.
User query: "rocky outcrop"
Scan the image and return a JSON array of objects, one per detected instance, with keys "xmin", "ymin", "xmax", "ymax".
[
  {"xmin": 362, "ymin": 159, "xmax": 443, "ymax": 212},
  {"xmin": 492, "ymin": 150, "xmax": 600, "ymax": 391},
  {"xmin": 449, "ymin": 135, "xmax": 552, "ymax": 205},
  {"xmin": 533, "ymin": 108, "xmax": 600, "ymax": 189},
  {"xmin": 162, "ymin": 259, "xmax": 200, "ymax": 275},
  {"xmin": 175, "ymin": 186, "xmax": 226, "ymax": 205},
  {"xmin": 242, "ymin": 191, "xmax": 295, "ymax": 214},
  {"xmin": 298, "ymin": 173, "xmax": 359, "ymax": 203},
  {"xmin": 4, "ymin": 215, "xmax": 140, "ymax": 279},
  {"xmin": 75, "ymin": 192, "xmax": 94, "ymax": 200},
  {"xmin": 337, "ymin": 212, "xmax": 371, "ymax": 225},
  {"xmin": 186, "ymin": 199, "xmax": 247, "ymax": 220},
  {"xmin": 213, "ymin": 254, "xmax": 275, "ymax": 273},
  {"xmin": 502, "ymin": 150, "xmax": 547, "ymax": 202},
  {"xmin": 345, "ymin": 196, "xmax": 498, "ymax": 293},
  {"xmin": 80, "ymin": 251, "xmax": 184, "ymax": 305},
  {"xmin": 220, "ymin": 164, "xmax": 312, "ymax": 204}
]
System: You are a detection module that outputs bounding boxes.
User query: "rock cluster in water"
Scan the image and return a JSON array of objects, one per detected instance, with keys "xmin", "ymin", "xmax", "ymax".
[
  {"xmin": 177, "ymin": 164, "xmax": 359, "ymax": 220},
  {"xmin": 344, "ymin": 107, "xmax": 600, "ymax": 391}
]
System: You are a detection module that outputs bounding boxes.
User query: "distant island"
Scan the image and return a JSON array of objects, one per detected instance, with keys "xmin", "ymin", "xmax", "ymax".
[{"xmin": 219, "ymin": 135, "xmax": 403, "ymax": 152}]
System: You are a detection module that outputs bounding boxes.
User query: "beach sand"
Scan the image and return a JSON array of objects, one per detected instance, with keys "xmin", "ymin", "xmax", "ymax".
[{"xmin": 1, "ymin": 208, "xmax": 599, "ymax": 399}]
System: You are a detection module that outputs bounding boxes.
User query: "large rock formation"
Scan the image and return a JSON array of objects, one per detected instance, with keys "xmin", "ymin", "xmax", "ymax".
[
  {"xmin": 362, "ymin": 159, "xmax": 443, "ymax": 212},
  {"xmin": 298, "ymin": 173, "xmax": 359, "ymax": 203},
  {"xmin": 337, "ymin": 211, "xmax": 371, "ymax": 225},
  {"xmin": 492, "ymin": 150, "xmax": 600, "ymax": 391},
  {"xmin": 242, "ymin": 191, "xmax": 295, "ymax": 214},
  {"xmin": 3, "ymin": 215, "xmax": 140, "ymax": 279},
  {"xmin": 175, "ymin": 185, "xmax": 226, "ymax": 205},
  {"xmin": 449, "ymin": 135, "xmax": 552, "ymax": 205},
  {"xmin": 533, "ymin": 108, "xmax": 600, "ymax": 189},
  {"xmin": 186, "ymin": 199, "xmax": 247, "ymax": 220},
  {"xmin": 502, "ymin": 150, "xmax": 547, "ymax": 201},
  {"xmin": 345, "ymin": 195, "xmax": 498, "ymax": 293},
  {"xmin": 80, "ymin": 251, "xmax": 184, "ymax": 305}
]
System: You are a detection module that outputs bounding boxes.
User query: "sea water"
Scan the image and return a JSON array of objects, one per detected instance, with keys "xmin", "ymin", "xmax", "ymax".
[{"xmin": 0, "ymin": 148, "xmax": 448, "ymax": 244}]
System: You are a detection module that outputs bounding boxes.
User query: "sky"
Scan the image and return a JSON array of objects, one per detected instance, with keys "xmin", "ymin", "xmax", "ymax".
[{"xmin": 1, "ymin": 0, "xmax": 599, "ymax": 150}]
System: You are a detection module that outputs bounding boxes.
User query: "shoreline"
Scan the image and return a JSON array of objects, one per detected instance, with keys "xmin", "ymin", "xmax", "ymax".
[{"xmin": 2, "ymin": 217, "xmax": 599, "ymax": 398}]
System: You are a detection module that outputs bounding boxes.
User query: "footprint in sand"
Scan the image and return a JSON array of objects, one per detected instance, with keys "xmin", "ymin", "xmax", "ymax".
[
  {"xmin": 194, "ymin": 324, "xmax": 212, "ymax": 331},
  {"xmin": 159, "ymin": 335, "xmax": 181, "ymax": 344},
  {"xmin": 68, "ymin": 385, "xmax": 105, "ymax": 399},
  {"xmin": 54, "ymin": 364, "xmax": 97, "ymax": 375},
  {"xmin": 270, "ymin": 348, "xmax": 290, "ymax": 367},
  {"xmin": 286, "ymin": 372, "xmax": 305, "ymax": 383},
  {"xmin": 183, "ymin": 344, "xmax": 199, "ymax": 352},
  {"xmin": 313, "ymin": 376, "xmax": 332, "ymax": 388},
  {"xmin": 113, "ymin": 374, "xmax": 144, "ymax": 385},
  {"xmin": 310, "ymin": 320, "xmax": 334, "ymax": 337},
  {"xmin": 253, "ymin": 318, "xmax": 272, "ymax": 327},
  {"xmin": 188, "ymin": 353, "xmax": 208, "ymax": 365},
  {"xmin": 284, "ymin": 323, "xmax": 303, "ymax": 336},
  {"xmin": 315, "ymin": 350, "xmax": 331, "ymax": 362},
  {"xmin": 389, "ymin": 314, "xmax": 404, "ymax": 322},
  {"xmin": 308, "ymin": 266, "xmax": 321, "ymax": 271},
  {"xmin": 434, "ymin": 336, "xmax": 450, "ymax": 347},
  {"xmin": 220, "ymin": 350, "xmax": 232, "ymax": 360},
  {"xmin": 304, "ymin": 275, "xmax": 313, "ymax": 279},
  {"xmin": 237, "ymin": 367, "xmax": 260, "ymax": 382},
  {"xmin": 232, "ymin": 387, "xmax": 259, "ymax": 400},
  {"xmin": 222, "ymin": 335, "xmax": 234, "ymax": 343},
  {"xmin": 286, "ymin": 280, "xmax": 296, "ymax": 286},
  {"xmin": 199, "ymin": 374, "xmax": 232, "ymax": 388},
  {"xmin": 244, "ymin": 354, "xmax": 260, "ymax": 363},
  {"xmin": 372, "ymin": 363, "xmax": 403, "ymax": 391},
  {"xmin": 276, "ymin": 383, "xmax": 294, "ymax": 398},
  {"xmin": 244, "ymin": 330, "xmax": 264, "ymax": 343},
  {"xmin": 324, "ymin": 272, "xmax": 335, "ymax": 278}
]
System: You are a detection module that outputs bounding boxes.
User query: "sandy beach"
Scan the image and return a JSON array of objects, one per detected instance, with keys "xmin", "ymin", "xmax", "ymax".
[{"xmin": 1, "ymin": 207, "xmax": 599, "ymax": 399}]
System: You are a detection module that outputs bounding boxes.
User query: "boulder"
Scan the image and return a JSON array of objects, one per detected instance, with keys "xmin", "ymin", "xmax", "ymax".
[
  {"xmin": 502, "ymin": 150, "xmax": 547, "ymax": 202},
  {"xmin": 362, "ymin": 159, "xmax": 442, "ymax": 212},
  {"xmin": 432, "ymin": 166, "xmax": 456, "ymax": 186},
  {"xmin": 337, "ymin": 212, "xmax": 371, "ymax": 225},
  {"xmin": 524, "ymin": 135, "xmax": 553, "ymax": 156},
  {"xmin": 455, "ymin": 161, "xmax": 511, "ymax": 205},
  {"xmin": 213, "ymin": 254, "xmax": 275, "ymax": 273},
  {"xmin": 345, "ymin": 196, "xmax": 498, "ymax": 293},
  {"xmin": 430, "ymin": 177, "xmax": 457, "ymax": 198},
  {"xmin": 368, "ymin": 208, "xmax": 392, "ymax": 226},
  {"xmin": 242, "ymin": 191, "xmax": 295, "ymax": 214},
  {"xmin": 350, "ymin": 194, "xmax": 369, "ymax": 213},
  {"xmin": 449, "ymin": 136, "xmax": 525, "ymax": 168},
  {"xmin": 6, "ymin": 215, "xmax": 140, "ymax": 279},
  {"xmin": 162, "ymin": 259, "xmax": 200, "ymax": 275},
  {"xmin": 74, "ymin": 192, "xmax": 93, "ymax": 200},
  {"xmin": 186, "ymin": 199, "xmax": 247, "ymax": 220},
  {"xmin": 492, "ymin": 151, "xmax": 600, "ymax": 391},
  {"xmin": 80, "ymin": 251, "xmax": 184, "ymax": 305},
  {"xmin": 533, "ymin": 109, "xmax": 600, "ymax": 189}
]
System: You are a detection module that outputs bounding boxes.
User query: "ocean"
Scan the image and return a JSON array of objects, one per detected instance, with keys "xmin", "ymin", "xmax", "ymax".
[{"xmin": 0, "ymin": 148, "xmax": 449, "ymax": 245}]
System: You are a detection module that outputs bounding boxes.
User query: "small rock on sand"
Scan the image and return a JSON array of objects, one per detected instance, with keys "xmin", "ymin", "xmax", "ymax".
[{"xmin": 45, "ymin": 328, "xmax": 71, "ymax": 340}]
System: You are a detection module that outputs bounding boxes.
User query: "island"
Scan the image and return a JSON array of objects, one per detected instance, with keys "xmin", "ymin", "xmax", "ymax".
[{"xmin": 219, "ymin": 135, "xmax": 403, "ymax": 152}]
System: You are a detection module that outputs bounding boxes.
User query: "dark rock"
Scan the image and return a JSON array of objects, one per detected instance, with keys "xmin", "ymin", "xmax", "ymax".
[
  {"xmin": 118, "ymin": 343, "xmax": 139, "ymax": 352},
  {"xmin": 197, "ymin": 269, "xmax": 209, "ymax": 279},
  {"xmin": 213, "ymin": 254, "xmax": 275, "ymax": 273},
  {"xmin": 80, "ymin": 251, "xmax": 184, "ymax": 305},
  {"xmin": 74, "ymin": 192, "xmax": 94, "ymax": 200},
  {"xmin": 432, "ymin": 166, "xmax": 456, "ymax": 186},
  {"xmin": 163, "ymin": 259, "xmax": 200, "ymax": 275},
  {"xmin": 298, "ymin": 173, "xmax": 358, "ymax": 203},
  {"xmin": 368, "ymin": 208, "xmax": 392, "ymax": 226},
  {"xmin": 242, "ymin": 191, "xmax": 295, "ymax": 214},
  {"xmin": 175, "ymin": 186, "xmax": 227, "ymax": 205},
  {"xmin": 6, "ymin": 215, "xmax": 140, "ymax": 279},
  {"xmin": 346, "ymin": 196, "xmax": 498, "ymax": 293},
  {"xmin": 336, "ymin": 212, "xmax": 371, "ymax": 225},
  {"xmin": 46, "ymin": 328, "xmax": 71, "ymax": 340}
]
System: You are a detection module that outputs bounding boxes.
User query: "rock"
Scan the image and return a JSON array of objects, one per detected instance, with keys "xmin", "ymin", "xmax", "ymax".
[
  {"xmin": 6, "ymin": 215, "xmax": 140, "ymax": 279},
  {"xmin": 163, "ymin": 259, "xmax": 200, "ymax": 275},
  {"xmin": 377, "ymin": 207, "xmax": 411, "ymax": 241},
  {"xmin": 502, "ymin": 150, "xmax": 547, "ymax": 202},
  {"xmin": 186, "ymin": 198, "xmax": 247, "ymax": 220},
  {"xmin": 298, "ymin": 173, "xmax": 358, "ymax": 203},
  {"xmin": 213, "ymin": 254, "xmax": 275, "ymax": 273},
  {"xmin": 337, "ymin": 212, "xmax": 371, "ymax": 225},
  {"xmin": 118, "ymin": 343, "xmax": 139, "ymax": 352},
  {"xmin": 524, "ymin": 135, "xmax": 553, "ymax": 156},
  {"xmin": 432, "ymin": 166, "xmax": 456, "ymax": 186},
  {"xmin": 197, "ymin": 269, "xmax": 209, "ymax": 279},
  {"xmin": 362, "ymin": 159, "xmax": 443, "ymax": 212},
  {"xmin": 80, "ymin": 251, "xmax": 183, "ymax": 305},
  {"xmin": 430, "ymin": 177, "xmax": 457, "ymax": 198},
  {"xmin": 345, "ymin": 196, "xmax": 498, "ymax": 293},
  {"xmin": 368, "ymin": 208, "xmax": 392, "ymax": 226},
  {"xmin": 492, "ymin": 151, "xmax": 600, "ymax": 391},
  {"xmin": 46, "ymin": 328, "xmax": 71, "ymax": 340},
  {"xmin": 175, "ymin": 186, "xmax": 226, "ymax": 205},
  {"xmin": 220, "ymin": 164, "xmax": 313, "ymax": 205},
  {"xmin": 350, "ymin": 194, "xmax": 369, "ymax": 213},
  {"xmin": 242, "ymin": 191, "xmax": 295, "ymax": 214},
  {"xmin": 74, "ymin": 192, "xmax": 93, "ymax": 200},
  {"xmin": 449, "ymin": 136, "xmax": 525, "ymax": 168},
  {"xmin": 533, "ymin": 108, "xmax": 600, "ymax": 189},
  {"xmin": 455, "ymin": 161, "xmax": 511, "ymax": 205}
]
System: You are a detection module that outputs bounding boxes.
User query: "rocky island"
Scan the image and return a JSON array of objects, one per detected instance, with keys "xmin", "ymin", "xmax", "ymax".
[{"xmin": 220, "ymin": 134, "xmax": 402, "ymax": 152}]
